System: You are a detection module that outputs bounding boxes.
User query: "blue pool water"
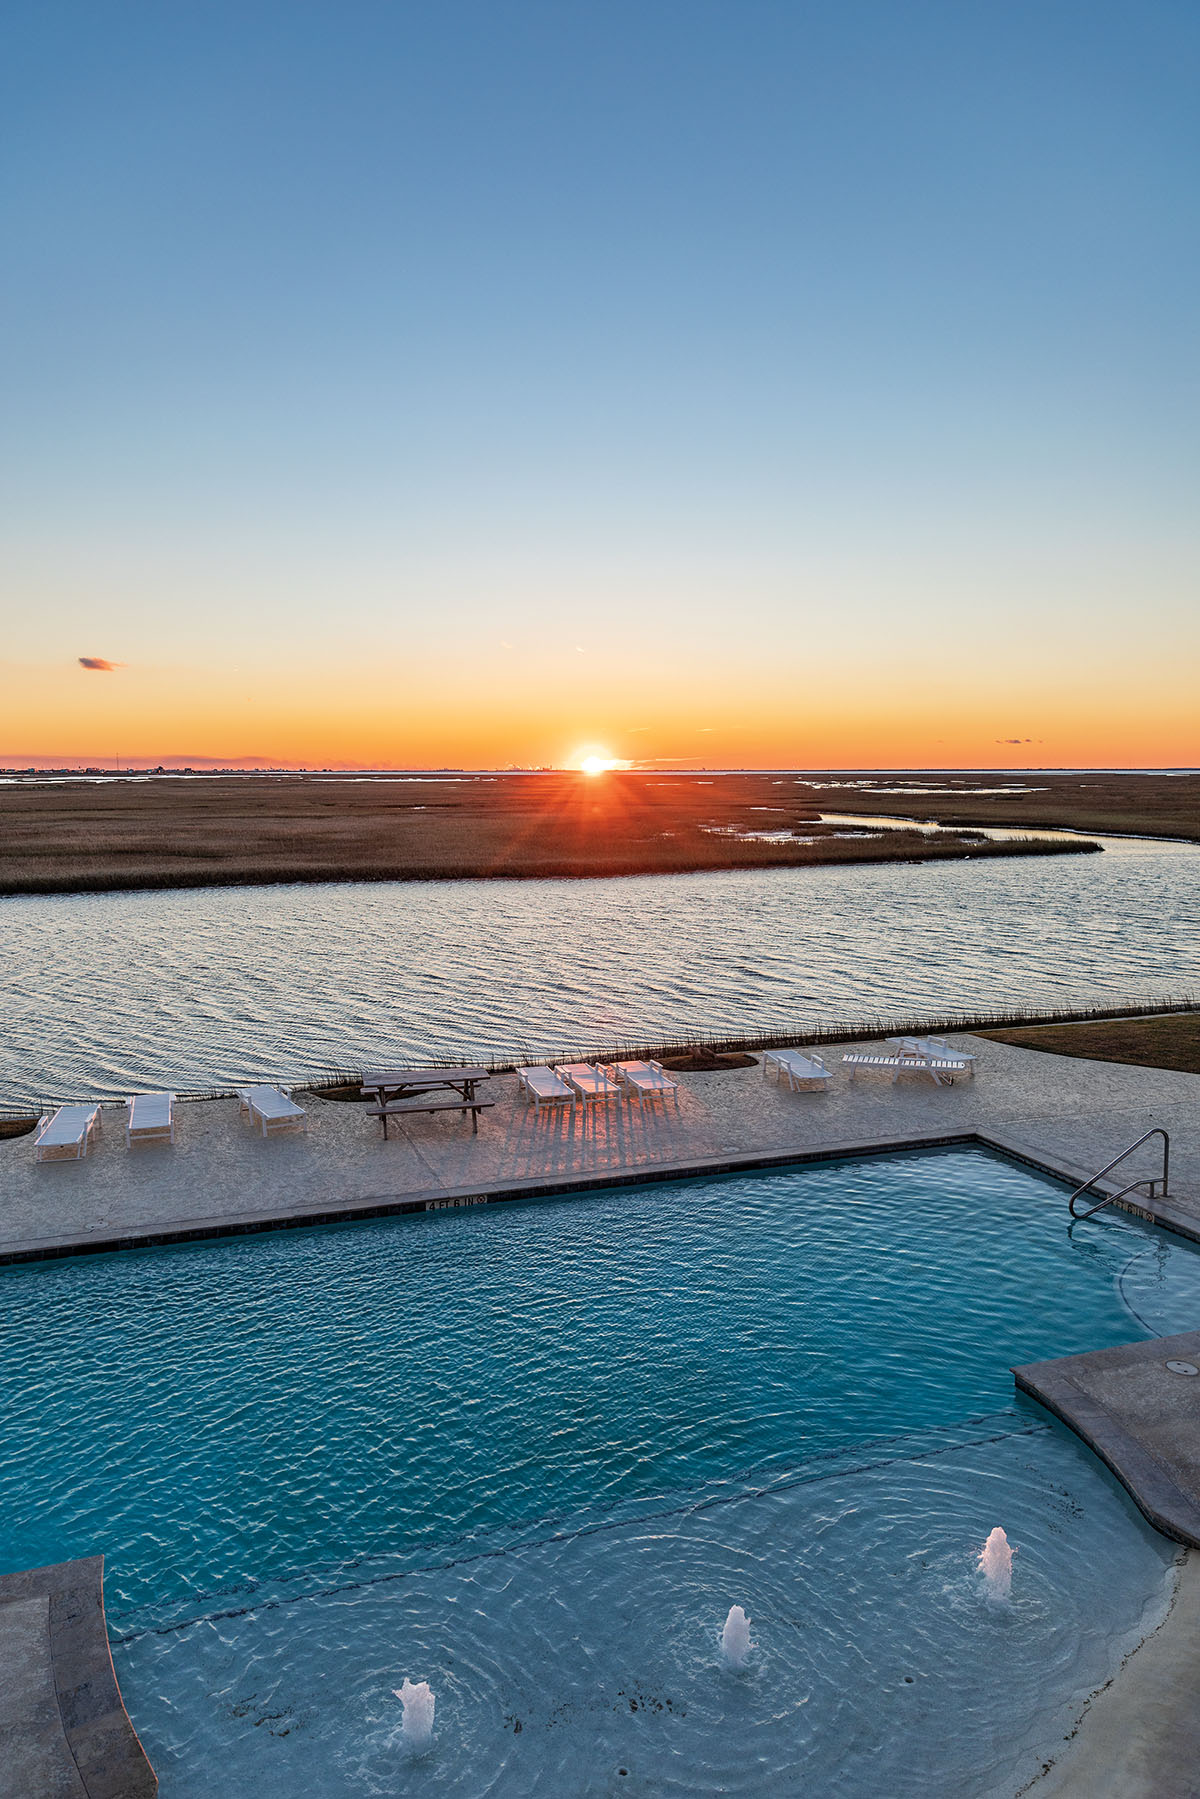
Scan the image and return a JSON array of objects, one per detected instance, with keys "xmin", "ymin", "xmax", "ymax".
[{"xmin": 3, "ymin": 1148, "xmax": 1199, "ymax": 1794}]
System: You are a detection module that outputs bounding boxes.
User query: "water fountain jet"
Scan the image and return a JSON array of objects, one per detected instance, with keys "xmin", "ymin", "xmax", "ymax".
[
  {"xmin": 978, "ymin": 1527, "xmax": 1014, "ymax": 1602},
  {"xmin": 721, "ymin": 1604, "xmax": 752, "ymax": 1669},
  {"xmin": 394, "ymin": 1678, "xmax": 436, "ymax": 1753}
]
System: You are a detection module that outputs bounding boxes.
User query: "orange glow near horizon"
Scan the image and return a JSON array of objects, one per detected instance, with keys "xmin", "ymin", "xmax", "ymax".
[{"xmin": 1, "ymin": 653, "xmax": 1197, "ymax": 771}]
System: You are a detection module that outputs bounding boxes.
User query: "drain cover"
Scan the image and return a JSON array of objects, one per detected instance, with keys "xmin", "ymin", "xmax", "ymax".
[{"xmin": 1165, "ymin": 1361, "xmax": 1199, "ymax": 1376}]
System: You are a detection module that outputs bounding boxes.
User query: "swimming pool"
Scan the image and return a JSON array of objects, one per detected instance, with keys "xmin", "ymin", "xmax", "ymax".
[{"xmin": 3, "ymin": 1147, "xmax": 1198, "ymax": 1794}]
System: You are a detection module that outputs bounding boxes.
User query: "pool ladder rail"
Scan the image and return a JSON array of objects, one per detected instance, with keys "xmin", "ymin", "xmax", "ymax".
[{"xmin": 1067, "ymin": 1127, "xmax": 1170, "ymax": 1221}]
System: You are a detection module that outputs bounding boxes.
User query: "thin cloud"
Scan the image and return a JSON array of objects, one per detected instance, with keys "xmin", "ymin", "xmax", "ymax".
[
  {"xmin": 78, "ymin": 657, "xmax": 125, "ymax": 672},
  {"xmin": 996, "ymin": 737, "xmax": 1034, "ymax": 744}
]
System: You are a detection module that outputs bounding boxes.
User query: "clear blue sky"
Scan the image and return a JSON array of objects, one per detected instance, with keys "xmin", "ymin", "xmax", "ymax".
[{"xmin": 3, "ymin": 1, "xmax": 1197, "ymax": 766}]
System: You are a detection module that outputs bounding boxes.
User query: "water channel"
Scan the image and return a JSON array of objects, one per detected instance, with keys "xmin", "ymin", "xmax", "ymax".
[{"xmin": 3, "ymin": 816, "xmax": 1195, "ymax": 1105}]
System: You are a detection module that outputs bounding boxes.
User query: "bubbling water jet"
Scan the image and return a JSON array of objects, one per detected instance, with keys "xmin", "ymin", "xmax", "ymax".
[
  {"xmin": 721, "ymin": 1604, "xmax": 752, "ymax": 1669},
  {"xmin": 394, "ymin": 1678, "xmax": 436, "ymax": 1753},
  {"xmin": 978, "ymin": 1527, "xmax": 1014, "ymax": 1602}
]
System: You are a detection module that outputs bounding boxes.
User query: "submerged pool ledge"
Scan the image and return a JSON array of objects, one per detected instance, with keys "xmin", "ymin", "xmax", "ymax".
[{"xmin": 2, "ymin": 1122, "xmax": 1196, "ymax": 1267}]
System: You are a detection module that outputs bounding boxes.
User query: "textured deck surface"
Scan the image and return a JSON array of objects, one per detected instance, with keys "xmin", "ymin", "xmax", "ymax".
[
  {"xmin": 1, "ymin": 1036, "xmax": 1197, "ymax": 1262},
  {"xmin": 1015, "ymin": 1329, "xmax": 1200, "ymax": 1547},
  {"xmin": 0, "ymin": 1594, "xmax": 88, "ymax": 1797}
]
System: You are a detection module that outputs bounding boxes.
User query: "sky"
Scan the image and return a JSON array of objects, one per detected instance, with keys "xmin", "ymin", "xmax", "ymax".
[{"xmin": 2, "ymin": 0, "xmax": 1197, "ymax": 769}]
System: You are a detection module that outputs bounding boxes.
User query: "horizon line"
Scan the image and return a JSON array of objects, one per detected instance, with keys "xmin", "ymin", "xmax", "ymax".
[{"xmin": 3, "ymin": 762, "xmax": 1197, "ymax": 777}]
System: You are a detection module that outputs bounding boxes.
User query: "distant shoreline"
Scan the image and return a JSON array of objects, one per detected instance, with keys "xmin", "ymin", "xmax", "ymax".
[
  {"xmin": 11, "ymin": 767, "xmax": 1198, "ymax": 899},
  {"xmin": 0, "ymin": 834, "xmax": 1101, "ymax": 899}
]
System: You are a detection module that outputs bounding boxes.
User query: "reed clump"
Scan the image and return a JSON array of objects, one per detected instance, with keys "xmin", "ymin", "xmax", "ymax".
[
  {"xmin": 289, "ymin": 996, "xmax": 1197, "ymax": 1097},
  {"xmin": 19, "ymin": 997, "xmax": 1194, "ymax": 1108}
]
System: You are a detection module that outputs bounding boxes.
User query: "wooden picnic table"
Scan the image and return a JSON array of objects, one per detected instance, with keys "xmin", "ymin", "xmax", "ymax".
[{"xmin": 360, "ymin": 1067, "xmax": 493, "ymax": 1137}]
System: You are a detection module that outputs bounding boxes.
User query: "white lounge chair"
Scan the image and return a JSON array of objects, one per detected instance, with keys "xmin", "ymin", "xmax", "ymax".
[
  {"xmin": 516, "ymin": 1066, "xmax": 575, "ymax": 1109},
  {"xmin": 604, "ymin": 1060, "xmax": 680, "ymax": 1106},
  {"xmin": 34, "ymin": 1103, "xmax": 102, "ymax": 1162},
  {"xmin": 554, "ymin": 1063, "xmax": 623, "ymax": 1103},
  {"xmin": 842, "ymin": 1051, "xmax": 971, "ymax": 1087},
  {"xmin": 887, "ymin": 1035, "xmax": 977, "ymax": 1074},
  {"xmin": 763, "ymin": 1049, "xmax": 833, "ymax": 1091},
  {"xmin": 238, "ymin": 1085, "xmax": 307, "ymax": 1136},
  {"xmin": 125, "ymin": 1092, "xmax": 175, "ymax": 1146}
]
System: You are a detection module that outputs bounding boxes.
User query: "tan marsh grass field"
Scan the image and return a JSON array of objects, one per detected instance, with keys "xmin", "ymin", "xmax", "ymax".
[{"xmin": 0, "ymin": 770, "xmax": 1113, "ymax": 895}]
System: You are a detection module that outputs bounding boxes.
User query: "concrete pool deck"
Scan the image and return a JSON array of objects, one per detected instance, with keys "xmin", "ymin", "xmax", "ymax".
[{"xmin": 2, "ymin": 1035, "xmax": 1197, "ymax": 1261}]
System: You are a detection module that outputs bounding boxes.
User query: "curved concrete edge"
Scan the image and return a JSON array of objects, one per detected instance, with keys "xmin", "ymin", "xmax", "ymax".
[
  {"xmin": 0, "ymin": 1592, "xmax": 87, "ymax": 1797},
  {"xmin": 1014, "ymin": 1334, "xmax": 1200, "ymax": 1549},
  {"xmin": 1018, "ymin": 1550, "xmax": 1200, "ymax": 1799},
  {"xmin": 0, "ymin": 1556, "xmax": 157, "ymax": 1797}
]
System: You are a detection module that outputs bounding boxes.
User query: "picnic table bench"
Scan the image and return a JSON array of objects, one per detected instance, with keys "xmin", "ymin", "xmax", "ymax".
[{"xmin": 360, "ymin": 1067, "xmax": 493, "ymax": 1137}]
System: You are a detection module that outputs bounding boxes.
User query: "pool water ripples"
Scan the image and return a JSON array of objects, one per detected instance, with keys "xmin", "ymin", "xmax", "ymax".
[
  {"xmin": 3, "ymin": 1150, "xmax": 1200, "ymax": 1792},
  {"xmin": 108, "ymin": 1433, "xmax": 1177, "ymax": 1798},
  {"xmin": 2, "ymin": 833, "xmax": 1197, "ymax": 1103},
  {"xmin": 4, "ymin": 1151, "xmax": 1197, "ymax": 1614},
  {"xmin": 1117, "ymin": 1239, "xmax": 1200, "ymax": 1337}
]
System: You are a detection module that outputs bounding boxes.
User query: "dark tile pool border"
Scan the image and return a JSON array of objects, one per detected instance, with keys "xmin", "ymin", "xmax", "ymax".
[{"xmin": 2, "ymin": 1125, "xmax": 1195, "ymax": 1267}]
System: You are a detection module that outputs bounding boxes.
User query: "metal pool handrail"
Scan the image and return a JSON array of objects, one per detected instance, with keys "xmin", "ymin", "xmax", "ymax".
[{"xmin": 1067, "ymin": 1128, "xmax": 1170, "ymax": 1220}]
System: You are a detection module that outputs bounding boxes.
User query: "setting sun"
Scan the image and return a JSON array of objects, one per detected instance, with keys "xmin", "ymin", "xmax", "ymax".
[{"xmin": 576, "ymin": 750, "xmax": 619, "ymax": 776}]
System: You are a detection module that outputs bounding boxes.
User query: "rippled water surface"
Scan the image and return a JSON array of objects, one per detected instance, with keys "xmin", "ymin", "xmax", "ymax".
[
  {"xmin": 3, "ymin": 1149, "xmax": 1199, "ymax": 1794},
  {"xmin": 2, "ymin": 833, "xmax": 1197, "ymax": 1103}
]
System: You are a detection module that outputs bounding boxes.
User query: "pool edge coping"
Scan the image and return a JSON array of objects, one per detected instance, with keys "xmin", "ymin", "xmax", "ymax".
[{"xmin": 2, "ymin": 1124, "xmax": 1195, "ymax": 1266}]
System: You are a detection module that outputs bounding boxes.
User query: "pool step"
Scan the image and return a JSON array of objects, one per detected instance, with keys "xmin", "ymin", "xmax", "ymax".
[{"xmin": 0, "ymin": 1556, "xmax": 156, "ymax": 1798}]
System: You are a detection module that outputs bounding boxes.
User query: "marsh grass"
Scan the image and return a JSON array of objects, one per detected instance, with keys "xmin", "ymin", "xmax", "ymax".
[
  {"xmin": 0, "ymin": 772, "xmax": 1101, "ymax": 896},
  {"xmin": 809, "ymin": 769, "xmax": 1200, "ymax": 841},
  {"xmin": 978, "ymin": 1010, "xmax": 1200, "ymax": 1074}
]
